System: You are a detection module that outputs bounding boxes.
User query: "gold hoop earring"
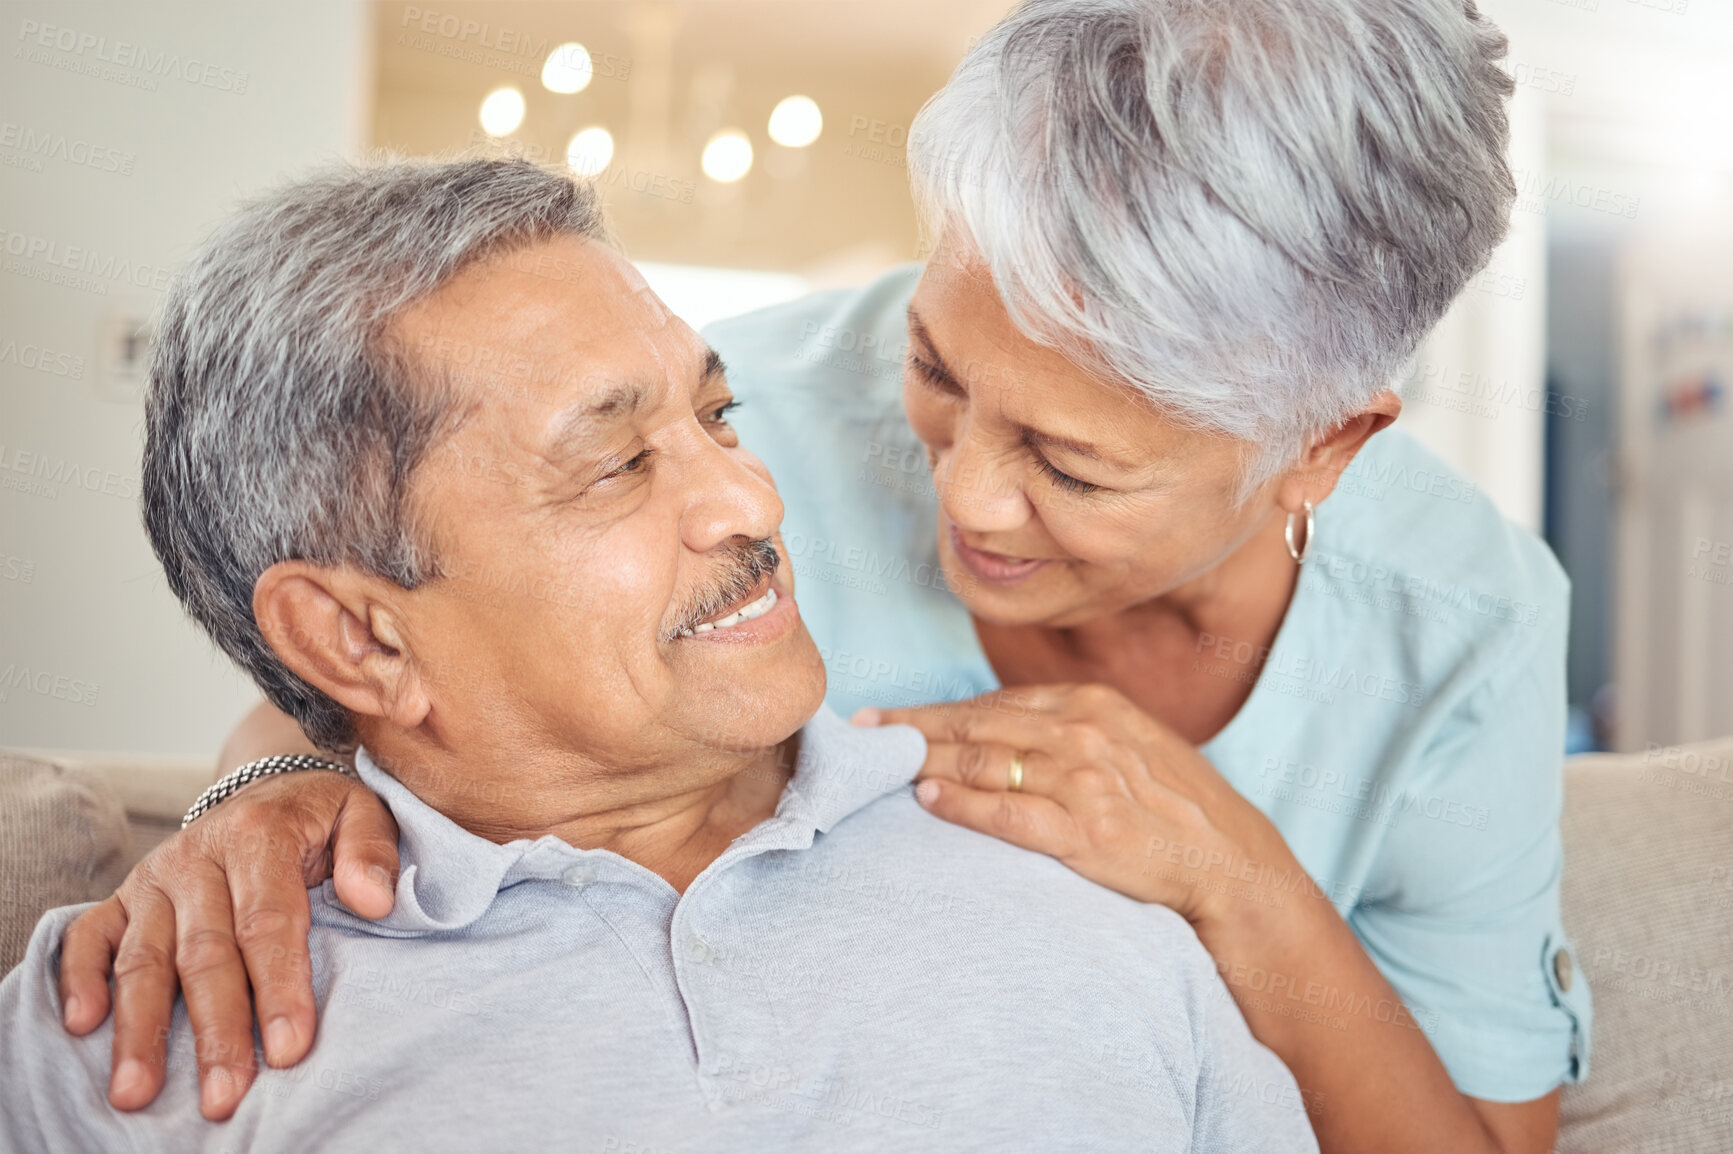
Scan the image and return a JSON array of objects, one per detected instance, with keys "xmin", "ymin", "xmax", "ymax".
[{"xmin": 1285, "ymin": 500, "xmax": 1315, "ymax": 565}]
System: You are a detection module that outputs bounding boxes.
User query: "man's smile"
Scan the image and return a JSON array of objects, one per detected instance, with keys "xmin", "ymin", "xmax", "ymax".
[{"xmin": 679, "ymin": 579, "xmax": 778, "ymax": 636}]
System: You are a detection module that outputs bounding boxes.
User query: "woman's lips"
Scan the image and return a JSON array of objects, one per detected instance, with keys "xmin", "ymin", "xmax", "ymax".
[{"xmin": 948, "ymin": 524, "xmax": 1049, "ymax": 585}]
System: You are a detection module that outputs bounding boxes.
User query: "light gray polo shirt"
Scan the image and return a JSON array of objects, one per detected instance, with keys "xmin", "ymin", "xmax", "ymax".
[{"xmin": 0, "ymin": 707, "xmax": 1318, "ymax": 1153}]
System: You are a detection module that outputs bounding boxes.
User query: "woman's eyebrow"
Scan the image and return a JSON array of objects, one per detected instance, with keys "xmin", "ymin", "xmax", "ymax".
[
  {"xmin": 904, "ymin": 308, "xmax": 963, "ymax": 386},
  {"xmin": 909, "ymin": 306, "xmax": 1138, "ymax": 471},
  {"xmin": 1022, "ymin": 426, "xmax": 1103, "ymax": 463}
]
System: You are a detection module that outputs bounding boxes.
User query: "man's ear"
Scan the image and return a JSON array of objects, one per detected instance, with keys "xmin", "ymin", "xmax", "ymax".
[
  {"xmin": 253, "ymin": 562, "xmax": 432, "ymax": 731},
  {"xmin": 1273, "ymin": 389, "xmax": 1402, "ymax": 514}
]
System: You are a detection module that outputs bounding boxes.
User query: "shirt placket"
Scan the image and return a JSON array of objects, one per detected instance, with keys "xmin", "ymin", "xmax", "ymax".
[{"xmin": 671, "ymin": 816, "xmax": 817, "ymax": 1116}]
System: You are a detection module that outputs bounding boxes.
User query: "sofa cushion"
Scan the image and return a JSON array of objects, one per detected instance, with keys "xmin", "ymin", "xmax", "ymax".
[
  {"xmin": 1556, "ymin": 738, "xmax": 1733, "ymax": 1152},
  {"xmin": 16, "ymin": 748, "xmax": 216, "ymax": 877},
  {"xmin": 0, "ymin": 753, "xmax": 129, "ymax": 975}
]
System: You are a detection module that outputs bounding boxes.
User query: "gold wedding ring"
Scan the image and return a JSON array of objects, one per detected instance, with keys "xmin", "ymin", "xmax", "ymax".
[{"xmin": 1007, "ymin": 750, "xmax": 1025, "ymax": 792}]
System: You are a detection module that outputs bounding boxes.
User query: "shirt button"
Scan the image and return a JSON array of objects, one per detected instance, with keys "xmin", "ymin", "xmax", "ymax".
[
  {"xmin": 1553, "ymin": 948, "xmax": 1574, "ymax": 993},
  {"xmin": 687, "ymin": 936, "xmax": 713, "ymax": 964},
  {"xmin": 561, "ymin": 864, "xmax": 595, "ymax": 887}
]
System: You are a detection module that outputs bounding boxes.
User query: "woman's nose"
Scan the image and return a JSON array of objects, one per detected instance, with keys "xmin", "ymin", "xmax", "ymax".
[{"xmin": 934, "ymin": 432, "xmax": 1030, "ymax": 533}]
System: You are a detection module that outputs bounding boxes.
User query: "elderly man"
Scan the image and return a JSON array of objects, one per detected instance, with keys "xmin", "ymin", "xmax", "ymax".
[{"xmin": 0, "ymin": 160, "xmax": 1316, "ymax": 1152}]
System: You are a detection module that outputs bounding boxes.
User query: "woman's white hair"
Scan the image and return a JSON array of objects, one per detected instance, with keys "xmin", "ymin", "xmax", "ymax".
[{"xmin": 908, "ymin": 0, "xmax": 1516, "ymax": 496}]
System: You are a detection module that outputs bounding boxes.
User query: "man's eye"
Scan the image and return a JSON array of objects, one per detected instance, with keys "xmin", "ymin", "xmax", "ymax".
[
  {"xmin": 704, "ymin": 399, "xmax": 741, "ymax": 425},
  {"xmin": 604, "ymin": 448, "xmax": 654, "ymax": 479},
  {"xmin": 1034, "ymin": 455, "xmax": 1100, "ymax": 495}
]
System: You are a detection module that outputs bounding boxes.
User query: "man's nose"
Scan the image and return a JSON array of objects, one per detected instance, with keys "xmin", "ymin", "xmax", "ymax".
[
  {"xmin": 934, "ymin": 426, "xmax": 1031, "ymax": 533},
  {"xmin": 681, "ymin": 437, "xmax": 785, "ymax": 554}
]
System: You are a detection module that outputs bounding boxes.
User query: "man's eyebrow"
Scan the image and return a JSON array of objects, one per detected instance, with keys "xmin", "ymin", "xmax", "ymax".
[
  {"xmin": 544, "ymin": 381, "xmax": 650, "ymax": 456},
  {"xmin": 544, "ymin": 348, "xmax": 727, "ymax": 457}
]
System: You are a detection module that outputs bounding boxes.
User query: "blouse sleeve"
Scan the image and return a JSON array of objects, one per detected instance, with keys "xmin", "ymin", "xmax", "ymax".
[{"xmin": 1345, "ymin": 596, "xmax": 1592, "ymax": 1102}]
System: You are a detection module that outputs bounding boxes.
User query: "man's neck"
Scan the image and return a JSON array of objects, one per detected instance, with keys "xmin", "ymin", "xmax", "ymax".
[
  {"xmin": 366, "ymin": 730, "xmax": 801, "ymax": 894},
  {"xmin": 569, "ymin": 739, "xmax": 798, "ymax": 892}
]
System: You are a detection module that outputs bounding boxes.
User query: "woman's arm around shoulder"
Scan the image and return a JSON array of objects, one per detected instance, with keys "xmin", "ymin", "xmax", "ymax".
[{"xmin": 57, "ymin": 701, "xmax": 401, "ymax": 1119}]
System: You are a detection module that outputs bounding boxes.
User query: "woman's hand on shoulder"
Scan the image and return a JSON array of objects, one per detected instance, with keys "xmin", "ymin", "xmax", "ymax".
[
  {"xmin": 859, "ymin": 683, "xmax": 1301, "ymax": 931},
  {"xmin": 57, "ymin": 765, "xmax": 399, "ymax": 1120}
]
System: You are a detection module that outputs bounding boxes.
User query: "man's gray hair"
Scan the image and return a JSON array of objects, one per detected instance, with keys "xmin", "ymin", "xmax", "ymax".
[
  {"xmin": 144, "ymin": 159, "xmax": 608, "ymax": 750},
  {"xmin": 908, "ymin": 0, "xmax": 1516, "ymax": 494}
]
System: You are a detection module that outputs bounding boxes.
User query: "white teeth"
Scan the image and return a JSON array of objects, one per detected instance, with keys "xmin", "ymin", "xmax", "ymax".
[{"xmin": 678, "ymin": 587, "xmax": 777, "ymax": 638}]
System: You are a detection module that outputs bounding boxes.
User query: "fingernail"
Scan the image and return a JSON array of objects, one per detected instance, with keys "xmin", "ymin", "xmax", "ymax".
[
  {"xmin": 63, "ymin": 994, "xmax": 82, "ymax": 1026},
  {"xmin": 112, "ymin": 1058, "xmax": 150, "ymax": 1102},
  {"xmin": 915, "ymin": 780, "xmax": 940, "ymax": 806},
  {"xmin": 201, "ymin": 1068, "xmax": 241, "ymax": 1117},
  {"xmin": 851, "ymin": 708, "xmax": 881, "ymax": 727},
  {"xmin": 263, "ymin": 1017, "xmax": 298, "ymax": 1066}
]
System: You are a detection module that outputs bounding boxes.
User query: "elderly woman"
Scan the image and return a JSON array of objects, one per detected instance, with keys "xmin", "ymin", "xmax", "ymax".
[{"xmin": 57, "ymin": 1, "xmax": 1587, "ymax": 1152}]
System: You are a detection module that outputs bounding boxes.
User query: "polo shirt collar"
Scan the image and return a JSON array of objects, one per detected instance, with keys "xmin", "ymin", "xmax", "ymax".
[
  {"xmin": 346, "ymin": 706, "xmax": 926, "ymax": 936},
  {"xmin": 773, "ymin": 704, "xmax": 925, "ymax": 834}
]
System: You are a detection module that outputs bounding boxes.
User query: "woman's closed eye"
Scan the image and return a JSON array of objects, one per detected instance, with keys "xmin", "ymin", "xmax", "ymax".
[
  {"xmin": 907, "ymin": 353, "xmax": 964, "ymax": 396},
  {"xmin": 1034, "ymin": 454, "xmax": 1101, "ymax": 495}
]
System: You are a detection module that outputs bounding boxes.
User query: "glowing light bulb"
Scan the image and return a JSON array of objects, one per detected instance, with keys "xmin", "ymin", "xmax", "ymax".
[
  {"xmin": 479, "ymin": 87, "xmax": 526, "ymax": 136},
  {"xmin": 566, "ymin": 126, "xmax": 614, "ymax": 176},
  {"xmin": 767, "ymin": 95, "xmax": 823, "ymax": 148},
  {"xmin": 542, "ymin": 43, "xmax": 593, "ymax": 94},
  {"xmin": 702, "ymin": 130, "xmax": 753, "ymax": 183}
]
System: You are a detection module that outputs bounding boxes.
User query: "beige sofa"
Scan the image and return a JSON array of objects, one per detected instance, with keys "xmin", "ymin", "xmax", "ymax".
[{"xmin": 3, "ymin": 739, "xmax": 1731, "ymax": 1152}]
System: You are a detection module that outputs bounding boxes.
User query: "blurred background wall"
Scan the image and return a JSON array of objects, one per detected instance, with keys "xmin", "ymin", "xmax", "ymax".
[
  {"xmin": 1, "ymin": 0, "xmax": 372, "ymax": 756},
  {"xmin": 2, "ymin": 0, "xmax": 1730, "ymax": 756}
]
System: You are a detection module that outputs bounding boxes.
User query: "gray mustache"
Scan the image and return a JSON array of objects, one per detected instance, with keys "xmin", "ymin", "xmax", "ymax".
[{"xmin": 666, "ymin": 538, "xmax": 781, "ymax": 639}]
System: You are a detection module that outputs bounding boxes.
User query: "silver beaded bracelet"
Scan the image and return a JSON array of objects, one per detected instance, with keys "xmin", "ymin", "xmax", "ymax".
[{"xmin": 181, "ymin": 753, "xmax": 355, "ymax": 829}]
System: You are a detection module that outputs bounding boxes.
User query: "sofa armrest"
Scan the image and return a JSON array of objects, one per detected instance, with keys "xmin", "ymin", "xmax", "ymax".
[{"xmin": 14, "ymin": 749, "xmax": 216, "ymax": 824}]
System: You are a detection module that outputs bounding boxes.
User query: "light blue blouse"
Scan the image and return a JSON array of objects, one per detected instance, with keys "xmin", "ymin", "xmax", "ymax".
[{"xmin": 705, "ymin": 265, "xmax": 1592, "ymax": 1103}]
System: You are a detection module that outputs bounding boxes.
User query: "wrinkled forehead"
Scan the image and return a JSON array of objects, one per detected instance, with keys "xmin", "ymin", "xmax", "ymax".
[{"xmin": 387, "ymin": 233, "xmax": 698, "ymax": 428}]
